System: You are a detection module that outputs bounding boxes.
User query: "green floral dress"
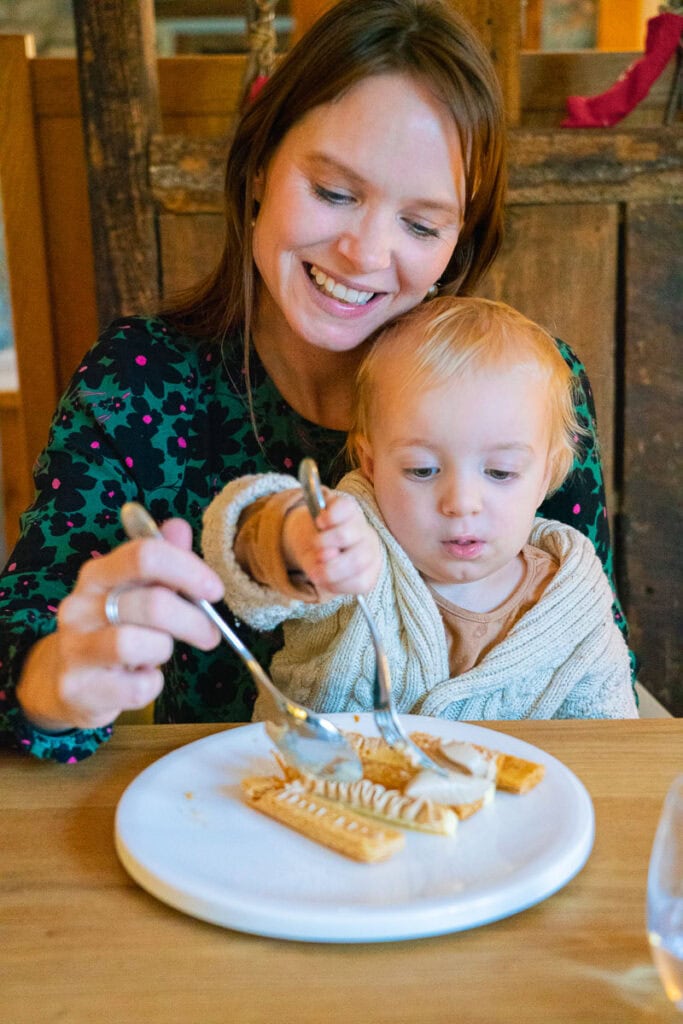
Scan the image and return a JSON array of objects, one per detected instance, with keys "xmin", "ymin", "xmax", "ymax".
[{"xmin": 0, "ymin": 317, "xmax": 632, "ymax": 762}]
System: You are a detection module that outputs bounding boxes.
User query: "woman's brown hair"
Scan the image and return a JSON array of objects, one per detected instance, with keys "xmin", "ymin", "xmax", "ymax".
[{"xmin": 162, "ymin": 0, "xmax": 506, "ymax": 345}]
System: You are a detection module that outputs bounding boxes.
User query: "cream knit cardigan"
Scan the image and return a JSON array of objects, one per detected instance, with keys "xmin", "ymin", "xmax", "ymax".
[{"xmin": 202, "ymin": 470, "xmax": 638, "ymax": 721}]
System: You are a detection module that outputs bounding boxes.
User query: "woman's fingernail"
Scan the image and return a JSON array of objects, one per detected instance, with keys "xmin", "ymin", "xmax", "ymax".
[{"xmin": 206, "ymin": 578, "xmax": 224, "ymax": 602}]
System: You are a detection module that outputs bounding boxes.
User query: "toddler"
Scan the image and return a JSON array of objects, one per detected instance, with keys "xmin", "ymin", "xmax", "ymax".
[{"xmin": 202, "ymin": 297, "xmax": 637, "ymax": 720}]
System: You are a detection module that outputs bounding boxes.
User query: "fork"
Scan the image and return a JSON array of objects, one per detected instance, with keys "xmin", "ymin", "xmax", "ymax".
[{"xmin": 297, "ymin": 459, "xmax": 447, "ymax": 776}]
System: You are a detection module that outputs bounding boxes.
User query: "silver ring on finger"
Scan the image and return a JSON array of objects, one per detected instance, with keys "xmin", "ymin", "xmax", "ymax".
[{"xmin": 104, "ymin": 585, "xmax": 128, "ymax": 627}]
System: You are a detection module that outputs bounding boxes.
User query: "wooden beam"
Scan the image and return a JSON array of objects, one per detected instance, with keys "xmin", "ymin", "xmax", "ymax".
[
  {"xmin": 0, "ymin": 35, "xmax": 57, "ymax": 493},
  {"xmin": 456, "ymin": 1, "xmax": 521, "ymax": 124},
  {"xmin": 148, "ymin": 127, "xmax": 683, "ymax": 211},
  {"xmin": 72, "ymin": 0, "xmax": 161, "ymax": 329},
  {"xmin": 522, "ymin": 0, "xmax": 543, "ymax": 50},
  {"xmin": 622, "ymin": 201, "xmax": 683, "ymax": 715}
]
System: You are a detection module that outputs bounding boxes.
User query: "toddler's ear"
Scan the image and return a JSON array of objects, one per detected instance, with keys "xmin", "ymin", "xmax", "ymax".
[
  {"xmin": 356, "ymin": 437, "xmax": 375, "ymax": 483},
  {"xmin": 538, "ymin": 457, "xmax": 554, "ymax": 505}
]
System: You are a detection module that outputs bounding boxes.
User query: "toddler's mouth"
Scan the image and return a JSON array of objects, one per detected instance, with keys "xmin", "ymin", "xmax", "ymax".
[
  {"xmin": 442, "ymin": 537, "xmax": 485, "ymax": 559},
  {"xmin": 308, "ymin": 264, "xmax": 375, "ymax": 306}
]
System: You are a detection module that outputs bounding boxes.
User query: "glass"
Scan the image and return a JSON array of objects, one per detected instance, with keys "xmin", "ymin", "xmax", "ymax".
[{"xmin": 647, "ymin": 774, "xmax": 683, "ymax": 1011}]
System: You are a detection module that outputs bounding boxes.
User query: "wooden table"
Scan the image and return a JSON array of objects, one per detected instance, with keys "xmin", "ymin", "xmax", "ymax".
[{"xmin": 2, "ymin": 720, "xmax": 681, "ymax": 1024}]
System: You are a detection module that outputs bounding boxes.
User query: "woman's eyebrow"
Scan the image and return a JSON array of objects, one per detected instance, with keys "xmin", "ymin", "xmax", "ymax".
[
  {"xmin": 305, "ymin": 152, "xmax": 366, "ymax": 186},
  {"xmin": 305, "ymin": 153, "xmax": 462, "ymax": 217}
]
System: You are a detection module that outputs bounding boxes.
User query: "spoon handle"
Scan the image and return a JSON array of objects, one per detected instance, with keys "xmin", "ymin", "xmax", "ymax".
[
  {"xmin": 119, "ymin": 503, "xmax": 280, "ymax": 701},
  {"xmin": 119, "ymin": 501, "xmax": 363, "ymax": 782}
]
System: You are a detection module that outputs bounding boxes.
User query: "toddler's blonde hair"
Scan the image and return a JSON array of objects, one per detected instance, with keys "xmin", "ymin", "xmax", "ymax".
[{"xmin": 348, "ymin": 296, "xmax": 584, "ymax": 495}]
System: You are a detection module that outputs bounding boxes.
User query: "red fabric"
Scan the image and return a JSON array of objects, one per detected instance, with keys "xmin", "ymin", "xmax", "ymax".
[
  {"xmin": 562, "ymin": 12, "xmax": 683, "ymax": 128},
  {"xmin": 247, "ymin": 75, "xmax": 270, "ymax": 105}
]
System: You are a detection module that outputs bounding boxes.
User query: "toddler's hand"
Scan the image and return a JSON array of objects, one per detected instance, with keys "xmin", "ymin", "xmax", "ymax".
[{"xmin": 283, "ymin": 492, "xmax": 381, "ymax": 597}]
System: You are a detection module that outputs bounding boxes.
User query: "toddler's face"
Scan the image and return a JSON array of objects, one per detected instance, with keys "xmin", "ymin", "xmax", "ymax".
[{"xmin": 360, "ymin": 358, "xmax": 553, "ymax": 610}]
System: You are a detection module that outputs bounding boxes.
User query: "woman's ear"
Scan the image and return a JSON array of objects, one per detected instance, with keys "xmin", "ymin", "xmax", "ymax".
[{"xmin": 253, "ymin": 168, "xmax": 265, "ymax": 202}]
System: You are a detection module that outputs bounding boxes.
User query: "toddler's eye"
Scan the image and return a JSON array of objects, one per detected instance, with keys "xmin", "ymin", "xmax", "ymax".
[
  {"xmin": 486, "ymin": 469, "xmax": 516, "ymax": 481},
  {"xmin": 406, "ymin": 467, "xmax": 439, "ymax": 480}
]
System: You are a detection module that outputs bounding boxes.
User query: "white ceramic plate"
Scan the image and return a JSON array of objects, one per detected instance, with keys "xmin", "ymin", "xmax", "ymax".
[{"xmin": 115, "ymin": 714, "xmax": 594, "ymax": 943}]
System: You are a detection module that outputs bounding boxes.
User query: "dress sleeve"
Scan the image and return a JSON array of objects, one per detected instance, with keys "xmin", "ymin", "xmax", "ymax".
[
  {"xmin": 0, "ymin": 318, "xmax": 180, "ymax": 761},
  {"xmin": 538, "ymin": 341, "xmax": 637, "ymax": 683}
]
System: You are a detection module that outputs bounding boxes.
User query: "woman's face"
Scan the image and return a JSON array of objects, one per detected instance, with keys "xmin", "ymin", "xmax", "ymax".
[{"xmin": 251, "ymin": 73, "xmax": 465, "ymax": 356}]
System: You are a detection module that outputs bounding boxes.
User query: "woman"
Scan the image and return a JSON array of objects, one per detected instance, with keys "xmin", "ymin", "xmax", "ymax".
[{"xmin": 0, "ymin": 0, "xmax": 625, "ymax": 762}]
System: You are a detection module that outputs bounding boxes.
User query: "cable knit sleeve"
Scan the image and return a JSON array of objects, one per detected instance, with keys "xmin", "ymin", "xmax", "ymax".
[{"xmin": 201, "ymin": 472, "xmax": 349, "ymax": 631}]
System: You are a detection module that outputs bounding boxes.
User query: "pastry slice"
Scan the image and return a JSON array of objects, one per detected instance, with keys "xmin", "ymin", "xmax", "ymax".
[
  {"xmin": 410, "ymin": 731, "xmax": 545, "ymax": 794},
  {"xmin": 494, "ymin": 753, "xmax": 545, "ymax": 794},
  {"xmin": 343, "ymin": 730, "xmax": 494, "ymax": 818},
  {"xmin": 242, "ymin": 776, "xmax": 405, "ymax": 863}
]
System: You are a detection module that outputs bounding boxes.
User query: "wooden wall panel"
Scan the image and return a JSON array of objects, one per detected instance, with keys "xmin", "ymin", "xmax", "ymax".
[
  {"xmin": 0, "ymin": 37, "xmax": 57, "ymax": 497},
  {"xmin": 0, "ymin": 392, "xmax": 30, "ymax": 554},
  {"xmin": 158, "ymin": 212, "xmax": 225, "ymax": 298},
  {"xmin": 476, "ymin": 204, "xmax": 619, "ymax": 520},
  {"xmin": 289, "ymin": 0, "xmax": 334, "ymax": 41},
  {"xmin": 455, "ymin": 0, "xmax": 520, "ymax": 123},
  {"xmin": 31, "ymin": 57, "xmax": 244, "ymax": 394},
  {"xmin": 521, "ymin": 51, "xmax": 676, "ymax": 128},
  {"xmin": 32, "ymin": 55, "xmax": 246, "ymax": 120},
  {"xmin": 36, "ymin": 117, "xmax": 98, "ymax": 390},
  {"xmin": 622, "ymin": 202, "xmax": 682, "ymax": 714}
]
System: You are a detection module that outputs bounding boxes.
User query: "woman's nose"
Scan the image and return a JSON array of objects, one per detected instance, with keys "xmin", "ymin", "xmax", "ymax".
[{"xmin": 337, "ymin": 210, "xmax": 393, "ymax": 272}]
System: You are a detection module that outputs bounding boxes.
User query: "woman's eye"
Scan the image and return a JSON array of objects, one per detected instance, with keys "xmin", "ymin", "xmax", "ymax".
[
  {"xmin": 406, "ymin": 467, "xmax": 439, "ymax": 480},
  {"xmin": 404, "ymin": 218, "xmax": 440, "ymax": 240},
  {"xmin": 313, "ymin": 184, "xmax": 353, "ymax": 205},
  {"xmin": 486, "ymin": 469, "xmax": 516, "ymax": 481}
]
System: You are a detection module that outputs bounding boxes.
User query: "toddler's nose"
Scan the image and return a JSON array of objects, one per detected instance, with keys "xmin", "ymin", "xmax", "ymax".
[{"xmin": 439, "ymin": 474, "xmax": 482, "ymax": 518}]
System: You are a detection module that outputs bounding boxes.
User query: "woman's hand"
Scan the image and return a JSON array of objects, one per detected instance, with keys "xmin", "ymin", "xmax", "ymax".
[
  {"xmin": 16, "ymin": 519, "xmax": 224, "ymax": 732},
  {"xmin": 282, "ymin": 493, "xmax": 382, "ymax": 598}
]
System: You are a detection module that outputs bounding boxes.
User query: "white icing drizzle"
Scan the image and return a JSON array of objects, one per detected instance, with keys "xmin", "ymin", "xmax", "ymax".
[
  {"xmin": 275, "ymin": 785, "xmax": 375, "ymax": 834},
  {"xmin": 303, "ymin": 775, "xmax": 436, "ymax": 824}
]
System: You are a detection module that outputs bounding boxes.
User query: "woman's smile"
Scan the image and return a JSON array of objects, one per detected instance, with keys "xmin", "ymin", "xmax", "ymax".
[{"xmin": 307, "ymin": 264, "xmax": 376, "ymax": 307}]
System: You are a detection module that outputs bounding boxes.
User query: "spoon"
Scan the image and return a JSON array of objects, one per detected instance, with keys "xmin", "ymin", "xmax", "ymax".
[
  {"xmin": 119, "ymin": 501, "xmax": 363, "ymax": 783},
  {"xmin": 297, "ymin": 459, "xmax": 447, "ymax": 776}
]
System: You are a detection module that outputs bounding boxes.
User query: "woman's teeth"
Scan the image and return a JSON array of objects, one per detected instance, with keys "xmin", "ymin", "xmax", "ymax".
[{"xmin": 309, "ymin": 265, "xmax": 374, "ymax": 306}]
